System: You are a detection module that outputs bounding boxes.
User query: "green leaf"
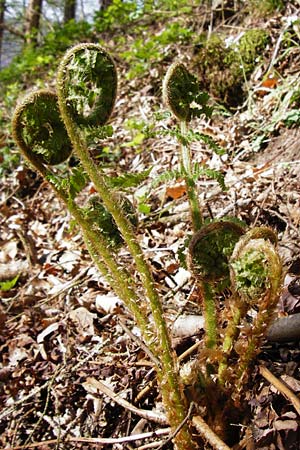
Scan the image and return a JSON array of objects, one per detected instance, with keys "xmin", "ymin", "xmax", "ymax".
[
  {"xmin": 125, "ymin": 132, "xmax": 145, "ymax": 147},
  {"xmin": 69, "ymin": 166, "xmax": 88, "ymax": 198},
  {"xmin": 0, "ymin": 274, "xmax": 19, "ymax": 291},
  {"xmin": 107, "ymin": 168, "xmax": 152, "ymax": 189},
  {"xmin": 193, "ymin": 164, "xmax": 227, "ymax": 191},
  {"xmin": 138, "ymin": 203, "xmax": 151, "ymax": 214},
  {"xmin": 82, "ymin": 124, "xmax": 114, "ymax": 145}
]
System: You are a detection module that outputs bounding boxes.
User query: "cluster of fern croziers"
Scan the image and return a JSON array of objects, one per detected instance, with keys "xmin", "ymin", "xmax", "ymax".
[{"xmin": 12, "ymin": 44, "xmax": 283, "ymax": 449}]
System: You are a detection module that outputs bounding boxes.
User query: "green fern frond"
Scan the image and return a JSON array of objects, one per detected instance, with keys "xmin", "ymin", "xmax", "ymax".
[
  {"xmin": 107, "ymin": 167, "xmax": 152, "ymax": 189},
  {"xmin": 151, "ymin": 168, "xmax": 183, "ymax": 188},
  {"xmin": 193, "ymin": 164, "xmax": 227, "ymax": 191},
  {"xmin": 81, "ymin": 124, "xmax": 114, "ymax": 145},
  {"xmin": 69, "ymin": 166, "xmax": 88, "ymax": 198}
]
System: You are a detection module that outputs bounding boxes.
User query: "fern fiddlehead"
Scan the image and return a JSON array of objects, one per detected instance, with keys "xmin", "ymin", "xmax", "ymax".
[
  {"xmin": 12, "ymin": 89, "xmax": 72, "ymax": 167},
  {"xmin": 163, "ymin": 62, "xmax": 212, "ymax": 231},
  {"xmin": 188, "ymin": 221, "xmax": 245, "ymax": 351},
  {"xmin": 229, "ymin": 227, "xmax": 282, "ymax": 395},
  {"xmin": 11, "ymin": 44, "xmax": 195, "ymax": 450}
]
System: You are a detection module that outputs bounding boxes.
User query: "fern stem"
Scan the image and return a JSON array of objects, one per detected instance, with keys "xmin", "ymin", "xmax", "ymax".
[
  {"xmin": 180, "ymin": 120, "xmax": 202, "ymax": 231},
  {"xmin": 58, "ymin": 105, "xmax": 192, "ymax": 448},
  {"xmin": 218, "ymin": 299, "xmax": 248, "ymax": 385},
  {"xmin": 57, "ymin": 50, "xmax": 194, "ymax": 449},
  {"xmin": 12, "ymin": 110, "xmax": 153, "ymax": 345},
  {"xmin": 201, "ymin": 281, "xmax": 218, "ymax": 350}
]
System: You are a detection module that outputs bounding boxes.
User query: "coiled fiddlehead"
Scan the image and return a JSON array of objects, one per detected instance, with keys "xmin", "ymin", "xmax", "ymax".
[
  {"xmin": 85, "ymin": 195, "xmax": 138, "ymax": 249},
  {"xmin": 162, "ymin": 63, "xmax": 210, "ymax": 230},
  {"xmin": 230, "ymin": 227, "xmax": 280, "ymax": 305},
  {"xmin": 188, "ymin": 221, "xmax": 245, "ymax": 285},
  {"xmin": 188, "ymin": 221, "xmax": 245, "ymax": 350},
  {"xmin": 227, "ymin": 227, "xmax": 282, "ymax": 394},
  {"xmin": 57, "ymin": 43, "xmax": 117, "ymax": 127},
  {"xmin": 12, "ymin": 89, "xmax": 72, "ymax": 166}
]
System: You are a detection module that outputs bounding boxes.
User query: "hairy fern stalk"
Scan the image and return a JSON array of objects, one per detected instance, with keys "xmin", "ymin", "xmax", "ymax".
[{"xmin": 12, "ymin": 44, "xmax": 283, "ymax": 449}]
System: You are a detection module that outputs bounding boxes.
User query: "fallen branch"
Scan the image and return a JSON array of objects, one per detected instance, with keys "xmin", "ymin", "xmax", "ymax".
[{"xmin": 267, "ymin": 313, "xmax": 300, "ymax": 342}]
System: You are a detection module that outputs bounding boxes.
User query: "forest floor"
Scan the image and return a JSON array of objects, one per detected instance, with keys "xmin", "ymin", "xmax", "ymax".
[{"xmin": 1, "ymin": 2, "xmax": 300, "ymax": 450}]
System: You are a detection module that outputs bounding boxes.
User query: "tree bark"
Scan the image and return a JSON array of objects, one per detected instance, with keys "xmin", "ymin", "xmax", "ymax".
[
  {"xmin": 64, "ymin": 0, "xmax": 76, "ymax": 24},
  {"xmin": 0, "ymin": 0, "xmax": 5, "ymax": 68},
  {"xmin": 99, "ymin": 0, "xmax": 113, "ymax": 11},
  {"xmin": 25, "ymin": 0, "xmax": 43, "ymax": 46}
]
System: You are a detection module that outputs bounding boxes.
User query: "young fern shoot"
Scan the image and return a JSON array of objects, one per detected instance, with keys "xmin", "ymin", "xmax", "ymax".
[
  {"xmin": 12, "ymin": 45, "xmax": 284, "ymax": 449},
  {"xmin": 228, "ymin": 227, "xmax": 283, "ymax": 396},
  {"xmin": 162, "ymin": 62, "xmax": 213, "ymax": 231},
  {"xmin": 11, "ymin": 89, "xmax": 152, "ymax": 344},
  {"xmin": 13, "ymin": 44, "xmax": 196, "ymax": 450}
]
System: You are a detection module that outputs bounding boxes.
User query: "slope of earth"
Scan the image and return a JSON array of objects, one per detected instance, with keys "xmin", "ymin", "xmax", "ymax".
[{"xmin": 1, "ymin": 2, "xmax": 300, "ymax": 449}]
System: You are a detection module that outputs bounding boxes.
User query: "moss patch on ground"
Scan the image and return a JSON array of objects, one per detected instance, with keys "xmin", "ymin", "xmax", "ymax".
[{"xmin": 195, "ymin": 28, "xmax": 269, "ymax": 108}]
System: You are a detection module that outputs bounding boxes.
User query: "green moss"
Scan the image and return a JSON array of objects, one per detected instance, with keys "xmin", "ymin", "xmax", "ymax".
[
  {"xmin": 195, "ymin": 29, "xmax": 269, "ymax": 107},
  {"xmin": 249, "ymin": 0, "xmax": 285, "ymax": 15},
  {"xmin": 238, "ymin": 29, "xmax": 270, "ymax": 74}
]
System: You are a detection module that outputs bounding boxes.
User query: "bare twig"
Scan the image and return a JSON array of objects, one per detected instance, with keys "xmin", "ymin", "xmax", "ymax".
[
  {"xmin": 83, "ymin": 377, "xmax": 168, "ymax": 425},
  {"xmin": 192, "ymin": 415, "xmax": 231, "ymax": 450},
  {"xmin": 0, "ymin": 428, "xmax": 171, "ymax": 449},
  {"xmin": 259, "ymin": 365, "xmax": 300, "ymax": 416}
]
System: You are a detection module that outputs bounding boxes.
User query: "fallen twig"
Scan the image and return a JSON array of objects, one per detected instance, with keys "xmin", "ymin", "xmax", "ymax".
[
  {"xmin": 267, "ymin": 313, "xmax": 300, "ymax": 342},
  {"xmin": 192, "ymin": 415, "xmax": 231, "ymax": 450},
  {"xmin": 0, "ymin": 428, "xmax": 171, "ymax": 449},
  {"xmin": 259, "ymin": 365, "xmax": 300, "ymax": 416},
  {"xmin": 83, "ymin": 377, "xmax": 168, "ymax": 425}
]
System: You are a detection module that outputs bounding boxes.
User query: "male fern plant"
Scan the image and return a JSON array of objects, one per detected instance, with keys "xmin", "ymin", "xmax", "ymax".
[{"xmin": 12, "ymin": 43, "xmax": 283, "ymax": 449}]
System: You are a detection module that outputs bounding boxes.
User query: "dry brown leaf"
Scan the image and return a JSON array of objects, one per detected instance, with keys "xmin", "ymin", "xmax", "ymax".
[{"xmin": 166, "ymin": 183, "xmax": 186, "ymax": 200}]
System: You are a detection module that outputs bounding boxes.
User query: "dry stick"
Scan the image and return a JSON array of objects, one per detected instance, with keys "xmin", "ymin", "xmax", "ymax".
[
  {"xmin": 82, "ymin": 377, "xmax": 168, "ymax": 425},
  {"xmin": 0, "ymin": 428, "xmax": 171, "ymax": 450},
  {"xmin": 192, "ymin": 416, "xmax": 231, "ymax": 450},
  {"xmin": 259, "ymin": 365, "xmax": 300, "ymax": 416},
  {"xmin": 137, "ymin": 441, "xmax": 166, "ymax": 449}
]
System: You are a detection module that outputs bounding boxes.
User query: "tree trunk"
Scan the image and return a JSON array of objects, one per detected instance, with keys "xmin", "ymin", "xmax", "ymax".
[
  {"xmin": 0, "ymin": 0, "xmax": 5, "ymax": 68},
  {"xmin": 64, "ymin": 0, "xmax": 76, "ymax": 24},
  {"xmin": 99, "ymin": 0, "xmax": 113, "ymax": 11},
  {"xmin": 25, "ymin": 0, "xmax": 43, "ymax": 46}
]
